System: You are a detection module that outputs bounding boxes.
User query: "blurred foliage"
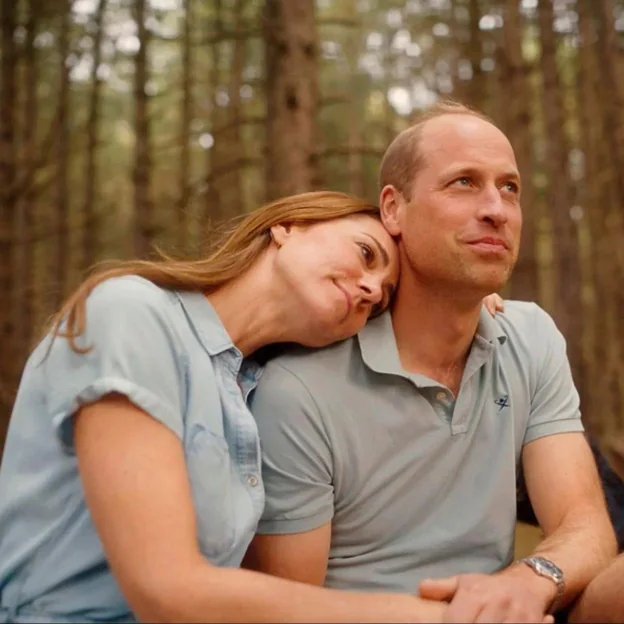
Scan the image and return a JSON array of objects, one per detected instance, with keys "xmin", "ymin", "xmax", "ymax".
[{"xmin": 2, "ymin": 0, "xmax": 624, "ymax": 458}]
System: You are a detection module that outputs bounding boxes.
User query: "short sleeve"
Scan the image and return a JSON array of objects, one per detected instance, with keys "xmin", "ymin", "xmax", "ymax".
[
  {"xmin": 43, "ymin": 277, "xmax": 187, "ymax": 453},
  {"xmin": 250, "ymin": 361, "xmax": 334, "ymax": 534},
  {"xmin": 524, "ymin": 307, "xmax": 584, "ymax": 445}
]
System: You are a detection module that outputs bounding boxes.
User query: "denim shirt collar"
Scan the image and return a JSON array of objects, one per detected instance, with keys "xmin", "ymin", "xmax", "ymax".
[{"xmin": 174, "ymin": 290, "xmax": 262, "ymax": 383}]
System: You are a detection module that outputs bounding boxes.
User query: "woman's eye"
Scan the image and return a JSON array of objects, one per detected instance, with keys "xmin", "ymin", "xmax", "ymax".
[{"xmin": 358, "ymin": 243, "xmax": 374, "ymax": 265}]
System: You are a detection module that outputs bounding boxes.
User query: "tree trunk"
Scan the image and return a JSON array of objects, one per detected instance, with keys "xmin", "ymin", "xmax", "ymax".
[
  {"xmin": 500, "ymin": 0, "xmax": 539, "ymax": 302},
  {"xmin": 83, "ymin": 0, "xmax": 108, "ymax": 270},
  {"xmin": 586, "ymin": 0, "xmax": 624, "ymax": 435},
  {"xmin": 133, "ymin": 0, "xmax": 153, "ymax": 258},
  {"xmin": 16, "ymin": 0, "xmax": 38, "ymax": 357},
  {"xmin": 177, "ymin": 0, "xmax": 193, "ymax": 251},
  {"xmin": 344, "ymin": 0, "xmax": 363, "ymax": 198},
  {"xmin": 593, "ymin": 0, "xmax": 624, "ymax": 212},
  {"xmin": 212, "ymin": 0, "xmax": 247, "ymax": 220},
  {"xmin": 537, "ymin": 0, "xmax": 584, "ymax": 400},
  {"xmin": 54, "ymin": 1, "xmax": 71, "ymax": 306},
  {"xmin": 263, "ymin": 0, "xmax": 319, "ymax": 200},
  {"xmin": 467, "ymin": 0, "xmax": 484, "ymax": 109},
  {"xmin": 0, "ymin": 0, "xmax": 18, "ymax": 443},
  {"xmin": 204, "ymin": 0, "xmax": 222, "ymax": 230}
]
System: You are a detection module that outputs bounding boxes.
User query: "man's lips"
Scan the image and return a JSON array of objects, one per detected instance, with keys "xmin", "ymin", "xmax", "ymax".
[{"xmin": 465, "ymin": 237, "xmax": 509, "ymax": 251}]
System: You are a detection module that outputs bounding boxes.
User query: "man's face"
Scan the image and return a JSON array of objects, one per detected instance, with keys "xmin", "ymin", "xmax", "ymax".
[{"xmin": 381, "ymin": 114, "xmax": 522, "ymax": 297}]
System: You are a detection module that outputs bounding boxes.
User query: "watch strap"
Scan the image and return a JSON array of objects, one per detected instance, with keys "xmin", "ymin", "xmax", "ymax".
[{"xmin": 517, "ymin": 556, "xmax": 565, "ymax": 614}]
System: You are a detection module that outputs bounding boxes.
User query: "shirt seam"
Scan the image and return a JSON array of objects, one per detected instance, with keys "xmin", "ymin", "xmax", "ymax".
[
  {"xmin": 256, "ymin": 507, "xmax": 334, "ymax": 534},
  {"xmin": 524, "ymin": 416, "xmax": 582, "ymax": 433}
]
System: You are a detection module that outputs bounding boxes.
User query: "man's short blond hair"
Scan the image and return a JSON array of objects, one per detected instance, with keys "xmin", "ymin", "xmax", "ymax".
[{"xmin": 378, "ymin": 99, "xmax": 494, "ymax": 199}]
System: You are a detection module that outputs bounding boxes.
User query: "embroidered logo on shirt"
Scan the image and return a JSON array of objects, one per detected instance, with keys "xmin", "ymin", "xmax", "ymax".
[{"xmin": 494, "ymin": 394, "xmax": 510, "ymax": 412}]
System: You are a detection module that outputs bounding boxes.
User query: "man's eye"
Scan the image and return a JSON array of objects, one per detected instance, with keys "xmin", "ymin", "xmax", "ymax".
[
  {"xmin": 503, "ymin": 181, "xmax": 519, "ymax": 193},
  {"xmin": 358, "ymin": 243, "xmax": 374, "ymax": 265},
  {"xmin": 453, "ymin": 177, "xmax": 471, "ymax": 187}
]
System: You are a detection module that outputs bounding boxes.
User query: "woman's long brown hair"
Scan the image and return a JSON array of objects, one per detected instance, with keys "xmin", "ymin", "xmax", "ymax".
[{"xmin": 48, "ymin": 190, "xmax": 380, "ymax": 355}]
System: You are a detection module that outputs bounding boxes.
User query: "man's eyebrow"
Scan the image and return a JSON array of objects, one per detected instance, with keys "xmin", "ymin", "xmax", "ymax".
[
  {"xmin": 499, "ymin": 170, "xmax": 521, "ymax": 183},
  {"xmin": 362, "ymin": 233, "xmax": 389, "ymax": 267},
  {"xmin": 440, "ymin": 165, "xmax": 521, "ymax": 183}
]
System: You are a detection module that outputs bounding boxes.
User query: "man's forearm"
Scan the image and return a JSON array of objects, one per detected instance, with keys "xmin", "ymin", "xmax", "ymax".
[
  {"xmin": 502, "ymin": 505, "xmax": 617, "ymax": 610},
  {"xmin": 568, "ymin": 552, "xmax": 624, "ymax": 623}
]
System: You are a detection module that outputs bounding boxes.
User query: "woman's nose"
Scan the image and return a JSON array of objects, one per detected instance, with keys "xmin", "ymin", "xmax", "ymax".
[{"xmin": 358, "ymin": 277, "xmax": 383, "ymax": 303}]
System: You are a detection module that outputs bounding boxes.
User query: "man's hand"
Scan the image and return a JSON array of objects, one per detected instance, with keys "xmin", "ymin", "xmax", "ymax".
[{"xmin": 419, "ymin": 573, "xmax": 555, "ymax": 623}]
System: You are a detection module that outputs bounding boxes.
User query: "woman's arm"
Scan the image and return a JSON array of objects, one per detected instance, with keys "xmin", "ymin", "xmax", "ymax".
[{"xmin": 75, "ymin": 394, "xmax": 445, "ymax": 623}]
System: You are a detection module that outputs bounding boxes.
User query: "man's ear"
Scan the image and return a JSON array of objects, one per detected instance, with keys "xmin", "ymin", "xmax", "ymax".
[
  {"xmin": 379, "ymin": 185, "xmax": 403, "ymax": 236},
  {"xmin": 269, "ymin": 223, "xmax": 293, "ymax": 248}
]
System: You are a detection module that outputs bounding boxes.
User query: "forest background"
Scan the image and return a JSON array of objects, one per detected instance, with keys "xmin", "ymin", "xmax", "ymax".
[{"xmin": 1, "ymin": 0, "xmax": 623, "ymax": 504}]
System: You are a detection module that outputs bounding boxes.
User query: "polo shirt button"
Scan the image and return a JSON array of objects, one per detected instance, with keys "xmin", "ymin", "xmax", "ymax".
[
  {"xmin": 436, "ymin": 391, "xmax": 447, "ymax": 402},
  {"xmin": 247, "ymin": 475, "xmax": 259, "ymax": 487}
]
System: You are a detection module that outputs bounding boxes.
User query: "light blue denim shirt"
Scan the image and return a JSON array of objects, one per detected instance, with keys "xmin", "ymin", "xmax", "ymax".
[{"xmin": 0, "ymin": 276, "xmax": 265, "ymax": 623}]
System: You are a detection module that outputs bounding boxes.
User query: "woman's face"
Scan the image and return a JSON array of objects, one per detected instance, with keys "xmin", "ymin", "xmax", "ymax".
[{"xmin": 271, "ymin": 214, "xmax": 399, "ymax": 347}]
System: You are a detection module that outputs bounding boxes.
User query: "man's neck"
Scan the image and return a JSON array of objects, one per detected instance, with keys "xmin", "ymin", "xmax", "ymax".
[{"xmin": 390, "ymin": 278, "xmax": 483, "ymax": 393}]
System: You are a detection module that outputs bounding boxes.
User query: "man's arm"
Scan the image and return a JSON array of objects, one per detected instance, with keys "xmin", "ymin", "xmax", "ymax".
[
  {"xmin": 568, "ymin": 551, "xmax": 624, "ymax": 623},
  {"xmin": 419, "ymin": 306, "xmax": 617, "ymax": 622},
  {"xmin": 243, "ymin": 523, "xmax": 331, "ymax": 586},
  {"xmin": 244, "ymin": 359, "xmax": 336, "ymax": 584},
  {"xmin": 507, "ymin": 432, "xmax": 617, "ymax": 609},
  {"xmin": 421, "ymin": 434, "xmax": 616, "ymax": 622},
  {"xmin": 504, "ymin": 311, "xmax": 619, "ymax": 609},
  {"xmin": 244, "ymin": 359, "xmax": 448, "ymax": 620}
]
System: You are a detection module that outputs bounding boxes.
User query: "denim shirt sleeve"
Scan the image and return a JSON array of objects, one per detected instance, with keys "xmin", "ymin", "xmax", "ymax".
[{"xmin": 43, "ymin": 277, "xmax": 187, "ymax": 452}]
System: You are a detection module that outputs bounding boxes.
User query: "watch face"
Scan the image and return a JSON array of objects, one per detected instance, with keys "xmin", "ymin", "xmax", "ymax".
[{"xmin": 534, "ymin": 557, "xmax": 563, "ymax": 580}]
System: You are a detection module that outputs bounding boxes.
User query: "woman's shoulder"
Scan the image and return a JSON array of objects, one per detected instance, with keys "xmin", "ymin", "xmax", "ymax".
[
  {"xmin": 75, "ymin": 275, "xmax": 183, "ymax": 349},
  {"xmin": 88, "ymin": 275, "xmax": 177, "ymax": 309}
]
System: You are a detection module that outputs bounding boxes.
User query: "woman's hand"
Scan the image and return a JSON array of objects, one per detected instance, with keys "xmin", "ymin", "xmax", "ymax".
[{"xmin": 483, "ymin": 293, "xmax": 504, "ymax": 317}]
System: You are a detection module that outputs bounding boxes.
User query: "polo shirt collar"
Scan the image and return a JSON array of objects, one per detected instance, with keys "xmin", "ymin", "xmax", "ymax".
[
  {"xmin": 357, "ymin": 305, "xmax": 507, "ymax": 379},
  {"xmin": 357, "ymin": 311, "xmax": 403, "ymax": 377},
  {"xmin": 476, "ymin": 305, "xmax": 508, "ymax": 346}
]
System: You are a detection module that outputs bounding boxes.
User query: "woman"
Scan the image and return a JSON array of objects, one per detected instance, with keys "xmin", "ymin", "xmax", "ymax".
[{"xmin": 0, "ymin": 191, "xmax": 502, "ymax": 623}]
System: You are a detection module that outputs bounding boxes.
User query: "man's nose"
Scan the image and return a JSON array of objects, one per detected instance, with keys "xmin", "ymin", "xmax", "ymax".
[{"xmin": 479, "ymin": 185, "xmax": 508, "ymax": 226}]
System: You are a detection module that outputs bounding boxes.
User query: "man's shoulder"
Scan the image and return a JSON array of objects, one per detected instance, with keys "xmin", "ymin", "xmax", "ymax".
[
  {"xmin": 494, "ymin": 300, "xmax": 565, "ymax": 369},
  {"xmin": 257, "ymin": 336, "xmax": 360, "ymax": 390},
  {"xmin": 495, "ymin": 300, "xmax": 560, "ymax": 338}
]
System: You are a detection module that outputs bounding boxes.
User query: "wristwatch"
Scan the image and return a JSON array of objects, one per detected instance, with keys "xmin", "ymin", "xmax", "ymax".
[{"xmin": 518, "ymin": 556, "xmax": 565, "ymax": 614}]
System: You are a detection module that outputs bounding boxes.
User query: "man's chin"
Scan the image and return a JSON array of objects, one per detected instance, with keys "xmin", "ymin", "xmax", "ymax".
[
  {"xmin": 474, "ymin": 265, "xmax": 512, "ymax": 290},
  {"xmin": 453, "ymin": 274, "xmax": 510, "ymax": 304}
]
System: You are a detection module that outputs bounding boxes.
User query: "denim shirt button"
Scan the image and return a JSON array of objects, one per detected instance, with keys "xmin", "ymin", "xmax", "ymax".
[{"xmin": 247, "ymin": 475, "xmax": 259, "ymax": 487}]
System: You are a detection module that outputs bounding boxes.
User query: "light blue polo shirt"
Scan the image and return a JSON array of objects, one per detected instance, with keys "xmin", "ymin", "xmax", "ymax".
[
  {"xmin": 250, "ymin": 302, "xmax": 584, "ymax": 592},
  {"xmin": 0, "ymin": 276, "xmax": 265, "ymax": 623}
]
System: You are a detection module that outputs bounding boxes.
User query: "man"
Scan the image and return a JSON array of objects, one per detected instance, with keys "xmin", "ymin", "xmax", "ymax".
[{"xmin": 244, "ymin": 101, "xmax": 616, "ymax": 622}]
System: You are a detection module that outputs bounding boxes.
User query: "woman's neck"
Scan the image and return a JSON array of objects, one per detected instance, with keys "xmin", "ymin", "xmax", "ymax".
[{"xmin": 206, "ymin": 254, "xmax": 293, "ymax": 357}]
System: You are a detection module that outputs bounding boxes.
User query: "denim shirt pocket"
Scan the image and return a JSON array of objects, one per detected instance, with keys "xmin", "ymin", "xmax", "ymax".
[{"xmin": 186, "ymin": 425, "xmax": 237, "ymax": 561}]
